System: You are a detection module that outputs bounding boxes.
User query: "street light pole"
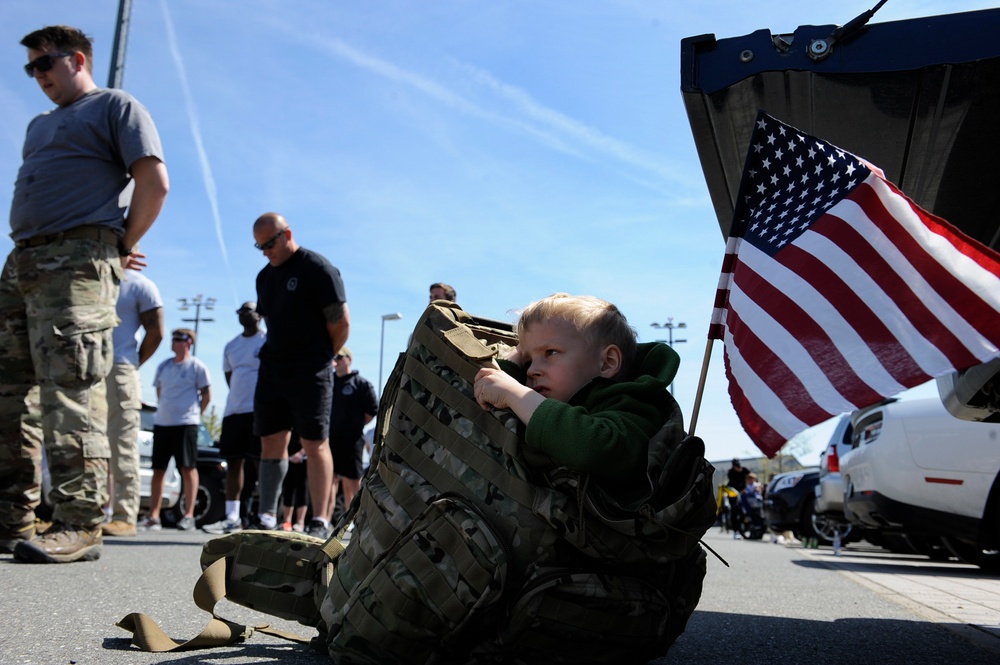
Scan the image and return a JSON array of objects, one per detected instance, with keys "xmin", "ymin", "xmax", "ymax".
[
  {"xmin": 177, "ymin": 295, "xmax": 216, "ymax": 356},
  {"xmin": 107, "ymin": 0, "xmax": 133, "ymax": 88},
  {"xmin": 379, "ymin": 312, "xmax": 403, "ymax": 395},
  {"xmin": 650, "ymin": 318, "xmax": 687, "ymax": 395}
]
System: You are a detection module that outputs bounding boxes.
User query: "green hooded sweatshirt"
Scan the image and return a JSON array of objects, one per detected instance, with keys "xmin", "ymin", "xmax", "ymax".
[{"xmin": 499, "ymin": 341, "xmax": 680, "ymax": 496}]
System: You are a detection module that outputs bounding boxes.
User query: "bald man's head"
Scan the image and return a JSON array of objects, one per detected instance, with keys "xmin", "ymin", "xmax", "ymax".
[{"xmin": 253, "ymin": 212, "xmax": 296, "ymax": 266}]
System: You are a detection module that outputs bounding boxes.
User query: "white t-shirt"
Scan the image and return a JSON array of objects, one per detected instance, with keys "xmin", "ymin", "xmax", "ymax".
[
  {"xmin": 112, "ymin": 270, "xmax": 163, "ymax": 366},
  {"xmin": 222, "ymin": 331, "xmax": 266, "ymax": 417},
  {"xmin": 153, "ymin": 356, "xmax": 211, "ymax": 426}
]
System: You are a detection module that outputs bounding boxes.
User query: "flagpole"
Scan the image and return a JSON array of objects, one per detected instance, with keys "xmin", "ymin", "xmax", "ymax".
[{"xmin": 687, "ymin": 337, "xmax": 715, "ymax": 436}]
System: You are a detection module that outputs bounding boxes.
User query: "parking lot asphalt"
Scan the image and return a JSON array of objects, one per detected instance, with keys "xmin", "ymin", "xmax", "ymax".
[
  {"xmin": 661, "ymin": 528, "xmax": 1000, "ymax": 664},
  {"xmin": 2, "ymin": 526, "xmax": 999, "ymax": 664}
]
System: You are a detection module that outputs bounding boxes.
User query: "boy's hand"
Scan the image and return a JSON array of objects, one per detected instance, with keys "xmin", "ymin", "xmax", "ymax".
[
  {"xmin": 474, "ymin": 367, "xmax": 520, "ymax": 410},
  {"xmin": 474, "ymin": 367, "xmax": 544, "ymax": 424}
]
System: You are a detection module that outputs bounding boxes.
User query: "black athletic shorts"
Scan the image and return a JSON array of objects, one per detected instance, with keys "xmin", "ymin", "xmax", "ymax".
[
  {"xmin": 219, "ymin": 412, "xmax": 261, "ymax": 459},
  {"xmin": 331, "ymin": 436, "xmax": 365, "ymax": 480},
  {"xmin": 152, "ymin": 424, "xmax": 199, "ymax": 470},
  {"xmin": 281, "ymin": 459, "xmax": 309, "ymax": 507},
  {"xmin": 254, "ymin": 361, "xmax": 333, "ymax": 441}
]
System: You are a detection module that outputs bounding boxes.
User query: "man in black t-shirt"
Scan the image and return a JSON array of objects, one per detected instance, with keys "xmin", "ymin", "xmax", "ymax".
[
  {"xmin": 251, "ymin": 212, "xmax": 350, "ymax": 539},
  {"xmin": 727, "ymin": 458, "xmax": 750, "ymax": 491},
  {"xmin": 726, "ymin": 458, "xmax": 751, "ymax": 535},
  {"xmin": 327, "ymin": 346, "xmax": 378, "ymax": 520}
]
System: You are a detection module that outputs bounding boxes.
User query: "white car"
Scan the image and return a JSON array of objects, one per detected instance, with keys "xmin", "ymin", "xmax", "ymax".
[
  {"xmin": 841, "ymin": 398, "xmax": 1000, "ymax": 570},
  {"xmin": 811, "ymin": 414, "xmax": 856, "ymax": 543}
]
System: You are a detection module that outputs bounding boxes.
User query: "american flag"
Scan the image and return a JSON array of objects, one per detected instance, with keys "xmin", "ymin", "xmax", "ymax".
[{"xmin": 711, "ymin": 111, "xmax": 1000, "ymax": 457}]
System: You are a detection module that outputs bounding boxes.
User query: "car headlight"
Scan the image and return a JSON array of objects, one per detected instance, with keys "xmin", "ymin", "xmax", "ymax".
[{"xmin": 772, "ymin": 474, "xmax": 805, "ymax": 493}]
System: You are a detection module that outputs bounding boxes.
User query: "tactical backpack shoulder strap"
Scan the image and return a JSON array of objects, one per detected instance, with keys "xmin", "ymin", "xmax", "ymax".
[
  {"xmin": 115, "ymin": 558, "xmax": 311, "ymax": 652},
  {"xmin": 116, "ymin": 534, "xmax": 346, "ymax": 652}
]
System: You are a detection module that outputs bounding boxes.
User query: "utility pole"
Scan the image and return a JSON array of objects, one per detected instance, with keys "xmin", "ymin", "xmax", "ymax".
[
  {"xmin": 650, "ymin": 318, "xmax": 687, "ymax": 395},
  {"xmin": 177, "ymin": 295, "xmax": 216, "ymax": 356},
  {"xmin": 107, "ymin": 0, "xmax": 133, "ymax": 88}
]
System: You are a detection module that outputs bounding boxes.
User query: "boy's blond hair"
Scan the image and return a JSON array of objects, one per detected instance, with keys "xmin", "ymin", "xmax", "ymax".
[{"xmin": 517, "ymin": 293, "xmax": 637, "ymax": 375}]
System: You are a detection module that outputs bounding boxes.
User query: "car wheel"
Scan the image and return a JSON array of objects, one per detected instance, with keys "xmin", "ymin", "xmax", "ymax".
[
  {"xmin": 167, "ymin": 475, "xmax": 226, "ymax": 528},
  {"xmin": 803, "ymin": 496, "xmax": 853, "ymax": 544},
  {"xmin": 941, "ymin": 536, "xmax": 1000, "ymax": 571}
]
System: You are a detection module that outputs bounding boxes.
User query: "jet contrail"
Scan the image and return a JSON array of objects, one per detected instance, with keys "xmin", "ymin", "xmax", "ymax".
[{"xmin": 160, "ymin": 0, "xmax": 238, "ymax": 306}]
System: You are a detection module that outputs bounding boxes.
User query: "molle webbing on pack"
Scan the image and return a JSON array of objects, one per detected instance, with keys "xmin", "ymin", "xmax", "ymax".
[{"xmin": 322, "ymin": 302, "xmax": 717, "ymax": 665}]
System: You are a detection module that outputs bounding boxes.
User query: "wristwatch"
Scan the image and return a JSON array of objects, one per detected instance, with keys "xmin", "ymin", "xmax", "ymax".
[{"xmin": 117, "ymin": 241, "xmax": 133, "ymax": 257}]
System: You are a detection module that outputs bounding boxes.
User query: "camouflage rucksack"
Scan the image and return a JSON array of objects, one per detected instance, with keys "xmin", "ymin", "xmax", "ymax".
[
  {"xmin": 320, "ymin": 302, "xmax": 717, "ymax": 664},
  {"xmin": 115, "ymin": 302, "xmax": 716, "ymax": 661}
]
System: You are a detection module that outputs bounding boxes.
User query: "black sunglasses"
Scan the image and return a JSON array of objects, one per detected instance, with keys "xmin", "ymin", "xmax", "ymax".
[
  {"xmin": 254, "ymin": 230, "xmax": 286, "ymax": 251},
  {"xmin": 24, "ymin": 51, "xmax": 74, "ymax": 77},
  {"xmin": 334, "ymin": 354, "xmax": 348, "ymax": 360}
]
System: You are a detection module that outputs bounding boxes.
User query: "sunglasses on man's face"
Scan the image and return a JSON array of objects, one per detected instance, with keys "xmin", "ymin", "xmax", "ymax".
[
  {"xmin": 24, "ymin": 51, "xmax": 74, "ymax": 77},
  {"xmin": 254, "ymin": 230, "xmax": 286, "ymax": 251}
]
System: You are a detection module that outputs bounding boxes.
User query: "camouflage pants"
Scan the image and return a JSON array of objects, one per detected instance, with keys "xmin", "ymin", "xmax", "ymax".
[
  {"xmin": 107, "ymin": 362, "xmax": 142, "ymax": 524},
  {"xmin": 0, "ymin": 238, "xmax": 121, "ymax": 529}
]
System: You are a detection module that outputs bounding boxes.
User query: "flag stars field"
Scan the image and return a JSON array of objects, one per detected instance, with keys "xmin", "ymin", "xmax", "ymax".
[{"xmin": 710, "ymin": 111, "xmax": 1000, "ymax": 457}]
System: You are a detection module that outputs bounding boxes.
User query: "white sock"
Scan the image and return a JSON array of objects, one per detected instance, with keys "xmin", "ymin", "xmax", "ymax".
[{"xmin": 225, "ymin": 500, "xmax": 240, "ymax": 522}]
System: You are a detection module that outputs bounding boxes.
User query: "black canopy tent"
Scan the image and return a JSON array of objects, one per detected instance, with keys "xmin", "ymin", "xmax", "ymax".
[
  {"xmin": 680, "ymin": 6, "xmax": 1000, "ymax": 250},
  {"xmin": 680, "ymin": 6, "xmax": 1000, "ymax": 421}
]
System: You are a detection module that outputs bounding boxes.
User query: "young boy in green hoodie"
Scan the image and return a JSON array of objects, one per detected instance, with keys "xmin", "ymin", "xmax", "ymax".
[{"xmin": 474, "ymin": 293, "xmax": 679, "ymax": 497}]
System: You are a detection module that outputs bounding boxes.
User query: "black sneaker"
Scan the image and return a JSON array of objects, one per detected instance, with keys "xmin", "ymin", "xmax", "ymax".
[
  {"xmin": 12, "ymin": 522, "xmax": 102, "ymax": 563},
  {"xmin": 306, "ymin": 519, "xmax": 331, "ymax": 540}
]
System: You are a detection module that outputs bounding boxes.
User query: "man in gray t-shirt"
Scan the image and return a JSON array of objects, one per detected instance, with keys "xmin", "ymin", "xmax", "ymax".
[
  {"xmin": 144, "ymin": 329, "xmax": 211, "ymax": 532},
  {"xmin": 104, "ymin": 269, "xmax": 164, "ymax": 537},
  {"xmin": 0, "ymin": 26, "xmax": 169, "ymax": 563}
]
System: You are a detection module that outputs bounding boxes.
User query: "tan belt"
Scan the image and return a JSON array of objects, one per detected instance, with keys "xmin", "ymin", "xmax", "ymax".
[{"xmin": 14, "ymin": 225, "xmax": 120, "ymax": 249}]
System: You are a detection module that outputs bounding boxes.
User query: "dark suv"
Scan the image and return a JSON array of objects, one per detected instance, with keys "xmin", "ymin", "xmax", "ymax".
[{"xmin": 763, "ymin": 469, "xmax": 818, "ymax": 540}]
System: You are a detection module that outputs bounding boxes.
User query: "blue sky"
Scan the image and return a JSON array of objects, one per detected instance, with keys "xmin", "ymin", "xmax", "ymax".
[{"xmin": 3, "ymin": 0, "xmax": 993, "ymax": 466}]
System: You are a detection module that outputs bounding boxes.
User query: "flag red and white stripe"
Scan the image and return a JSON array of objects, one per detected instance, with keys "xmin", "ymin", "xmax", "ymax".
[{"xmin": 711, "ymin": 111, "xmax": 1000, "ymax": 456}]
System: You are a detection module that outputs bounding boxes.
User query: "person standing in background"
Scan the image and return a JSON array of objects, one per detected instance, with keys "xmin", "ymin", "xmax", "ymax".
[
  {"xmin": 203, "ymin": 302, "xmax": 266, "ymax": 534},
  {"xmin": 251, "ymin": 213, "xmax": 350, "ymax": 539},
  {"xmin": 103, "ymin": 265, "xmax": 164, "ymax": 537},
  {"xmin": 328, "ymin": 347, "xmax": 377, "ymax": 521},
  {"xmin": 429, "ymin": 283, "xmax": 456, "ymax": 302},
  {"xmin": 141, "ymin": 329, "xmax": 210, "ymax": 531}
]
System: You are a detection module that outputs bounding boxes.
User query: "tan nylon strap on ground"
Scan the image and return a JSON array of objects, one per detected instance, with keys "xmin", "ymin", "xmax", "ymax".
[{"xmin": 115, "ymin": 558, "xmax": 313, "ymax": 652}]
